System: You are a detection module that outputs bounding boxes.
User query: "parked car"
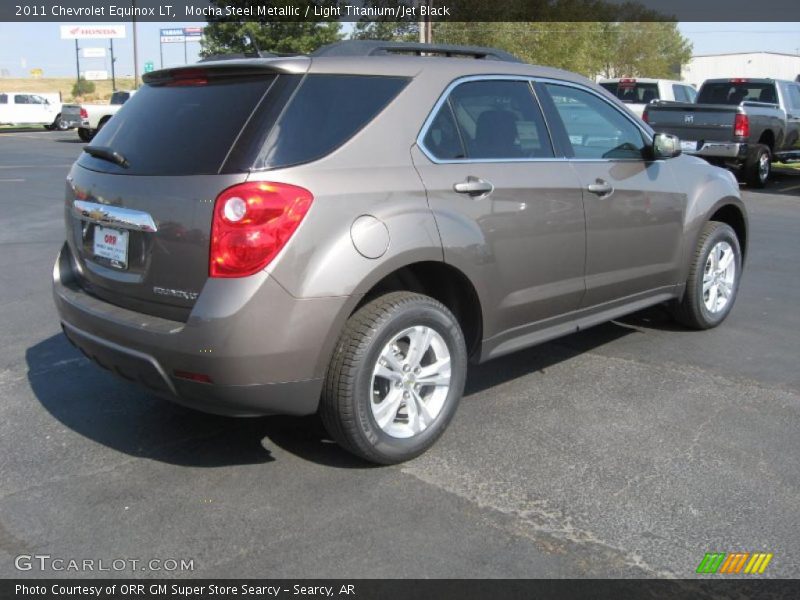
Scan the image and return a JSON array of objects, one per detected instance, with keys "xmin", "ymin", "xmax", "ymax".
[
  {"xmin": 644, "ymin": 78, "xmax": 800, "ymax": 187},
  {"xmin": 61, "ymin": 90, "xmax": 136, "ymax": 142},
  {"xmin": 0, "ymin": 91, "xmax": 70, "ymax": 130},
  {"xmin": 598, "ymin": 78, "xmax": 697, "ymax": 118},
  {"xmin": 53, "ymin": 41, "xmax": 748, "ymax": 464}
]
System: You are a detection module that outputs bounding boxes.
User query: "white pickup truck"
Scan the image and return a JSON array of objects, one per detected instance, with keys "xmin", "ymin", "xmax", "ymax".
[
  {"xmin": 0, "ymin": 92, "xmax": 71, "ymax": 129},
  {"xmin": 598, "ymin": 78, "xmax": 698, "ymax": 118},
  {"xmin": 62, "ymin": 90, "xmax": 135, "ymax": 142}
]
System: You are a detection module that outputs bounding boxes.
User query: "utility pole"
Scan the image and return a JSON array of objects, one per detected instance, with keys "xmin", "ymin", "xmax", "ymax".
[
  {"xmin": 132, "ymin": 0, "xmax": 140, "ymax": 88},
  {"xmin": 418, "ymin": 0, "xmax": 432, "ymax": 44},
  {"xmin": 109, "ymin": 39, "xmax": 116, "ymax": 91},
  {"xmin": 74, "ymin": 40, "xmax": 81, "ymax": 83}
]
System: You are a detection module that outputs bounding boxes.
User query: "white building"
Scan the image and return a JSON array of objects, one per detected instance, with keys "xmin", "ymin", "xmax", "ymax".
[{"xmin": 682, "ymin": 52, "xmax": 800, "ymax": 87}]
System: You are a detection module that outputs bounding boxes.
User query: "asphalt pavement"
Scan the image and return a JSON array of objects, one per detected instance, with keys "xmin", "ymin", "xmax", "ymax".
[{"xmin": 0, "ymin": 130, "xmax": 798, "ymax": 579}]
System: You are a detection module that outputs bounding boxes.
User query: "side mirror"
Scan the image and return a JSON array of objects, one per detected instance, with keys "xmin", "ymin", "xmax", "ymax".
[{"xmin": 652, "ymin": 132, "xmax": 681, "ymax": 159}]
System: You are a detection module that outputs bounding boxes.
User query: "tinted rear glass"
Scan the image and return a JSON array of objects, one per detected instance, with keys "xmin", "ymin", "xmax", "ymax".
[
  {"xmin": 77, "ymin": 75, "xmax": 275, "ymax": 176},
  {"xmin": 255, "ymin": 75, "xmax": 409, "ymax": 169},
  {"xmin": 109, "ymin": 91, "xmax": 130, "ymax": 105},
  {"xmin": 697, "ymin": 82, "xmax": 777, "ymax": 105},
  {"xmin": 600, "ymin": 82, "xmax": 660, "ymax": 103}
]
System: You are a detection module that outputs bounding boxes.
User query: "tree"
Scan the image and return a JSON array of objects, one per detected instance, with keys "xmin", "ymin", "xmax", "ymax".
[
  {"xmin": 72, "ymin": 78, "xmax": 95, "ymax": 98},
  {"xmin": 351, "ymin": 21, "xmax": 418, "ymax": 42},
  {"xmin": 200, "ymin": 2, "xmax": 342, "ymax": 56},
  {"xmin": 433, "ymin": 21, "xmax": 691, "ymax": 80}
]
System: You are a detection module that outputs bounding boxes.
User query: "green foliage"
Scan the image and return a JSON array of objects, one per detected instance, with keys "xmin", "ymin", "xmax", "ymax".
[
  {"xmin": 351, "ymin": 21, "xmax": 418, "ymax": 42},
  {"xmin": 434, "ymin": 21, "xmax": 692, "ymax": 80},
  {"xmin": 200, "ymin": 2, "xmax": 342, "ymax": 56},
  {"xmin": 71, "ymin": 78, "xmax": 95, "ymax": 98}
]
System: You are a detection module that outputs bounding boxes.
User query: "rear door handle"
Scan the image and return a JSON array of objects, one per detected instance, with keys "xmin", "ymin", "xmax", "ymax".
[
  {"xmin": 454, "ymin": 177, "xmax": 494, "ymax": 197},
  {"xmin": 587, "ymin": 179, "xmax": 614, "ymax": 197}
]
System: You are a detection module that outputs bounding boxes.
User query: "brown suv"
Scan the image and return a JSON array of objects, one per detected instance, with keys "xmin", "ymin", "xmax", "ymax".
[{"xmin": 53, "ymin": 41, "xmax": 748, "ymax": 464}]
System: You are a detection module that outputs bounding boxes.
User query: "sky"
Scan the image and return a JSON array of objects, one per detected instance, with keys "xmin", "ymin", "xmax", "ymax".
[{"xmin": 0, "ymin": 21, "xmax": 799, "ymax": 79}]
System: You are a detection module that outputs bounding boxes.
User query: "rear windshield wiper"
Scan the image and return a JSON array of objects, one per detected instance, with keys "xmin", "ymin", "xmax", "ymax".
[{"xmin": 83, "ymin": 145, "xmax": 129, "ymax": 169}]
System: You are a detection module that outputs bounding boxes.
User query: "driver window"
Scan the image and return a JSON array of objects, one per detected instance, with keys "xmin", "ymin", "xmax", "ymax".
[{"xmin": 544, "ymin": 83, "xmax": 647, "ymax": 160}]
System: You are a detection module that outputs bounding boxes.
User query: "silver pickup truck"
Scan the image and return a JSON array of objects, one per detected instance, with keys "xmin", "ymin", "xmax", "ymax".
[{"xmin": 644, "ymin": 78, "xmax": 800, "ymax": 187}]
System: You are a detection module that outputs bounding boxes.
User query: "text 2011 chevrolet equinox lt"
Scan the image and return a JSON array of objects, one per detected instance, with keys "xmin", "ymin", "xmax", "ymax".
[{"xmin": 53, "ymin": 41, "xmax": 748, "ymax": 464}]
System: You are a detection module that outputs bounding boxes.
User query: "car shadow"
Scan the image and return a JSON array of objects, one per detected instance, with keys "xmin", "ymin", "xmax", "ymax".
[
  {"xmin": 27, "ymin": 315, "xmax": 652, "ymax": 469},
  {"xmin": 55, "ymin": 138, "xmax": 85, "ymax": 144},
  {"xmin": 749, "ymin": 168, "xmax": 800, "ymax": 196}
]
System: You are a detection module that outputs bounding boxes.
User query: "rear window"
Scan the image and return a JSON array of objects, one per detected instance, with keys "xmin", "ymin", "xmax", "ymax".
[
  {"xmin": 600, "ymin": 82, "xmax": 660, "ymax": 104},
  {"xmin": 255, "ymin": 75, "xmax": 409, "ymax": 169},
  {"xmin": 697, "ymin": 82, "xmax": 777, "ymax": 105},
  {"xmin": 0, "ymin": 94, "xmax": 6, "ymax": 104},
  {"xmin": 109, "ymin": 91, "xmax": 130, "ymax": 105},
  {"xmin": 77, "ymin": 75, "xmax": 276, "ymax": 176}
]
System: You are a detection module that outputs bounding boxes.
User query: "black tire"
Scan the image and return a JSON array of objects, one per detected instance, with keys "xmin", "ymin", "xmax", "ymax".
[
  {"xmin": 671, "ymin": 221, "xmax": 742, "ymax": 330},
  {"xmin": 96, "ymin": 116, "xmax": 110, "ymax": 133},
  {"xmin": 52, "ymin": 114, "xmax": 69, "ymax": 131},
  {"xmin": 743, "ymin": 144, "xmax": 771, "ymax": 188},
  {"xmin": 77, "ymin": 128, "xmax": 93, "ymax": 142},
  {"xmin": 320, "ymin": 292, "xmax": 467, "ymax": 465}
]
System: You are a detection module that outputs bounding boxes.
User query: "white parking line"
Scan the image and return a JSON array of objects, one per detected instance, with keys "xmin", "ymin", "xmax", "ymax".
[
  {"xmin": 0, "ymin": 178, "xmax": 26, "ymax": 182},
  {"xmin": 778, "ymin": 183, "xmax": 800, "ymax": 192}
]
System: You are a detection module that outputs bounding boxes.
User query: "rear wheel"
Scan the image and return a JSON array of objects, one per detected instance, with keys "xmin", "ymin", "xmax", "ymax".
[
  {"xmin": 671, "ymin": 221, "xmax": 742, "ymax": 330},
  {"xmin": 77, "ymin": 128, "xmax": 93, "ymax": 142},
  {"xmin": 743, "ymin": 144, "xmax": 770, "ymax": 188},
  {"xmin": 320, "ymin": 292, "xmax": 467, "ymax": 465},
  {"xmin": 52, "ymin": 114, "xmax": 69, "ymax": 131}
]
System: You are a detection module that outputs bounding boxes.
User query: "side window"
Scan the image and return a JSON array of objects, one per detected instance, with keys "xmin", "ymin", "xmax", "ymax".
[
  {"xmin": 30, "ymin": 95, "xmax": 45, "ymax": 104},
  {"xmin": 444, "ymin": 80, "xmax": 554, "ymax": 160},
  {"xmin": 257, "ymin": 75, "xmax": 409, "ymax": 169},
  {"xmin": 684, "ymin": 86, "xmax": 698, "ymax": 103},
  {"xmin": 14, "ymin": 95, "xmax": 29, "ymax": 104},
  {"xmin": 543, "ymin": 83, "xmax": 646, "ymax": 160},
  {"xmin": 422, "ymin": 101, "xmax": 466, "ymax": 160},
  {"xmin": 672, "ymin": 84, "xmax": 689, "ymax": 103},
  {"xmin": 0, "ymin": 94, "xmax": 7, "ymax": 104},
  {"xmin": 787, "ymin": 84, "xmax": 800, "ymax": 111}
]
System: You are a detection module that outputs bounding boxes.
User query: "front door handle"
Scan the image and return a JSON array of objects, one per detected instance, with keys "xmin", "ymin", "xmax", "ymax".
[
  {"xmin": 587, "ymin": 179, "xmax": 614, "ymax": 197},
  {"xmin": 454, "ymin": 177, "xmax": 494, "ymax": 197}
]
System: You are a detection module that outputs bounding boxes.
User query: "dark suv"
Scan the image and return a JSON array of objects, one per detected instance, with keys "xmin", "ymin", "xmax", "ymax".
[{"xmin": 53, "ymin": 41, "xmax": 748, "ymax": 464}]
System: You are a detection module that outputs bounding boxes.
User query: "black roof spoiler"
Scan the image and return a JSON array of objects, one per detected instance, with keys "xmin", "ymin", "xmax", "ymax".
[
  {"xmin": 198, "ymin": 51, "xmax": 301, "ymax": 62},
  {"xmin": 311, "ymin": 41, "xmax": 522, "ymax": 63}
]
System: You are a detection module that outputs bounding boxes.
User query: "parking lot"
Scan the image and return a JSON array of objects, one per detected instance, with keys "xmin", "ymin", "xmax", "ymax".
[{"xmin": 0, "ymin": 129, "xmax": 798, "ymax": 578}]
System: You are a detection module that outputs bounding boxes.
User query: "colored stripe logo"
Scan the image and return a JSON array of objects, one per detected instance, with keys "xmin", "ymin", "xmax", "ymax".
[{"xmin": 696, "ymin": 552, "xmax": 773, "ymax": 574}]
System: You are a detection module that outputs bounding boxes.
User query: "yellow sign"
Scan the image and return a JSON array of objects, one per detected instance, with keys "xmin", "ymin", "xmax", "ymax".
[{"xmin": 29, "ymin": 68, "xmax": 43, "ymax": 78}]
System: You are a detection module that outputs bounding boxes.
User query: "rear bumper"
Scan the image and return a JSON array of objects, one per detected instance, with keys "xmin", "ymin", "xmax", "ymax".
[
  {"xmin": 60, "ymin": 116, "xmax": 82, "ymax": 129},
  {"xmin": 53, "ymin": 242, "xmax": 352, "ymax": 417},
  {"xmin": 686, "ymin": 141, "xmax": 748, "ymax": 160}
]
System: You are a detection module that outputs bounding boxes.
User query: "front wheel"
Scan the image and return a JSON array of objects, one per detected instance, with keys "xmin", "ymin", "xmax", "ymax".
[
  {"xmin": 320, "ymin": 292, "xmax": 467, "ymax": 465},
  {"xmin": 671, "ymin": 221, "xmax": 742, "ymax": 330},
  {"xmin": 77, "ymin": 128, "xmax": 93, "ymax": 142}
]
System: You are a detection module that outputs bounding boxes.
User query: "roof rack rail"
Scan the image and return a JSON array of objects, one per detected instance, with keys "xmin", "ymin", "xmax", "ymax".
[{"xmin": 312, "ymin": 41, "xmax": 522, "ymax": 63}]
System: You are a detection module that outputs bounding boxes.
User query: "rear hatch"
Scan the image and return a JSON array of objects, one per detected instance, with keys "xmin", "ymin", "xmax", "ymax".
[{"xmin": 65, "ymin": 61, "xmax": 307, "ymax": 321}]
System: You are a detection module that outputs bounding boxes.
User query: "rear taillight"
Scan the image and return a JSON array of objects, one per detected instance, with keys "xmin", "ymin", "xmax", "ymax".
[
  {"xmin": 210, "ymin": 182, "xmax": 313, "ymax": 278},
  {"xmin": 734, "ymin": 113, "xmax": 750, "ymax": 138},
  {"xmin": 79, "ymin": 107, "xmax": 88, "ymax": 119},
  {"xmin": 642, "ymin": 111, "xmax": 649, "ymax": 124}
]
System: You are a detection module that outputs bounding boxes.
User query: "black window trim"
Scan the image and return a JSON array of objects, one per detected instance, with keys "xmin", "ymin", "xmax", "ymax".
[{"xmin": 417, "ymin": 75, "xmax": 653, "ymax": 164}]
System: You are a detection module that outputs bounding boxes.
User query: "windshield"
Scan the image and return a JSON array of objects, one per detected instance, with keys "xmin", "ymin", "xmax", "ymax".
[
  {"xmin": 697, "ymin": 82, "xmax": 777, "ymax": 105},
  {"xmin": 600, "ymin": 82, "xmax": 660, "ymax": 104}
]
